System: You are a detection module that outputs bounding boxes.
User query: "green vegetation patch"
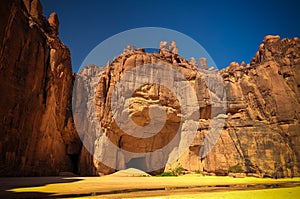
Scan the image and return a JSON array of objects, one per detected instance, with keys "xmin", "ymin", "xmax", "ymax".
[{"xmin": 228, "ymin": 164, "xmax": 244, "ymax": 173}]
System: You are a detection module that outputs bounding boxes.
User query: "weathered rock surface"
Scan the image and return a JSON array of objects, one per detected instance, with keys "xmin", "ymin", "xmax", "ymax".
[
  {"xmin": 92, "ymin": 49, "xmax": 202, "ymax": 175},
  {"xmin": 173, "ymin": 35, "xmax": 300, "ymax": 178},
  {"xmin": 1, "ymin": 0, "xmax": 299, "ymax": 178},
  {"xmin": 85, "ymin": 36, "xmax": 300, "ymax": 177},
  {"xmin": 0, "ymin": 0, "xmax": 82, "ymax": 176},
  {"xmin": 72, "ymin": 64, "xmax": 105, "ymax": 176}
]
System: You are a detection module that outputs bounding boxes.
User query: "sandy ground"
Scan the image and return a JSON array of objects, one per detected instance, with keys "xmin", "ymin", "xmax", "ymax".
[{"xmin": 1, "ymin": 171, "xmax": 299, "ymax": 198}]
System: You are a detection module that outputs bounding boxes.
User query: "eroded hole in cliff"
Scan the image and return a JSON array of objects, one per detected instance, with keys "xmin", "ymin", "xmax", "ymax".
[
  {"xmin": 125, "ymin": 157, "xmax": 147, "ymax": 171},
  {"xmin": 68, "ymin": 154, "xmax": 79, "ymax": 174}
]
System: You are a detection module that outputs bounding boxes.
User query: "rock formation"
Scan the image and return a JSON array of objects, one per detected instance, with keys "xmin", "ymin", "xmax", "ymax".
[
  {"xmin": 169, "ymin": 36, "xmax": 300, "ymax": 178},
  {"xmin": 90, "ymin": 48, "xmax": 205, "ymax": 175},
  {"xmin": 200, "ymin": 57, "xmax": 208, "ymax": 70},
  {"xmin": 159, "ymin": 41, "xmax": 178, "ymax": 55},
  {"xmin": 0, "ymin": 0, "xmax": 299, "ymax": 178},
  {"xmin": 0, "ymin": 0, "xmax": 83, "ymax": 176},
  {"xmin": 81, "ymin": 35, "xmax": 300, "ymax": 177}
]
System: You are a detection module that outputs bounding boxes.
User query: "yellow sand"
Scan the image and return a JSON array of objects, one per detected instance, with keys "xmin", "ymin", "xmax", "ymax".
[{"xmin": 8, "ymin": 174, "xmax": 300, "ymax": 198}]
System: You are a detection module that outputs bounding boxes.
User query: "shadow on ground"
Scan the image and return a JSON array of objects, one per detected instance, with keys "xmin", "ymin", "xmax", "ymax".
[{"xmin": 0, "ymin": 177, "xmax": 82, "ymax": 199}]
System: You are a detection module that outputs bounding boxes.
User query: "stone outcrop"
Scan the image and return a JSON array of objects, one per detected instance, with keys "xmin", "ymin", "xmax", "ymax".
[
  {"xmin": 84, "ymin": 35, "xmax": 300, "ymax": 177},
  {"xmin": 172, "ymin": 35, "xmax": 300, "ymax": 178},
  {"xmin": 91, "ymin": 48, "xmax": 205, "ymax": 175},
  {"xmin": 159, "ymin": 41, "xmax": 178, "ymax": 55},
  {"xmin": 1, "ymin": 0, "xmax": 299, "ymax": 178},
  {"xmin": 200, "ymin": 57, "xmax": 208, "ymax": 70},
  {"xmin": 0, "ymin": 0, "xmax": 82, "ymax": 176}
]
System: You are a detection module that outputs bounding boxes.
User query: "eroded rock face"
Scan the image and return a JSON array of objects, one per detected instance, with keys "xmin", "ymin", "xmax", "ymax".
[
  {"xmin": 1, "ymin": 0, "xmax": 299, "ymax": 178},
  {"xmin": 89, "ymin": 50, "xmax": 223, "ymax": 175},
  {"xmin": 88, "ymin": 36, "xmax": 300, "ymax": 177},
  {"xmin": 89, "ymin": 49, "xmax": 208, "ymax": 175},
  {"xmin": 176, "ymin": 35, "xmax": 300, "ymax": 178},
  {"xmin": 0, "ymin": 0, "xmax": 82, "ymax": 176}
]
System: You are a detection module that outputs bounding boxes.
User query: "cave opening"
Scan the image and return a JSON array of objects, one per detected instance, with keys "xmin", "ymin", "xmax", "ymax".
[
  {"xmin": 68, "ymin": 154, "xmax": 79, "ymax": 174},
  {"xmin": 125, "ymin": 157, "xmax": 147, "ymax": 171}
]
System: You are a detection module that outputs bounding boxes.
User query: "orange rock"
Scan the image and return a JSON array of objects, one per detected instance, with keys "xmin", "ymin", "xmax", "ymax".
[{"xmin": 0, "ymin": 0, "xmax": 81, "ymax": 176}]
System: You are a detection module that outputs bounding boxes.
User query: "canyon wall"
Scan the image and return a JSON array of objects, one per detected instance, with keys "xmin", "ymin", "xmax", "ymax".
[
  {"xmin": 176, "ymin": 35, "xmax": 300, "ymax": 178},
  {"xmin": 0, "ymin": 0, "xmax": 83, "ymax": 176},
  {"xmin": 89, "ymin": 37, "xmax": 300, "ymax": 177},
  {"xmin": 1, "ymin": 0, "xmax": 299, "ymax": 178}
]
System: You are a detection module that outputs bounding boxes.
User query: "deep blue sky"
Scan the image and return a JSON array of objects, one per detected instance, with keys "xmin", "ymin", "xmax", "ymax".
[{"xmin": 40, "ymin": 0, "xmax": 300, "ymax": 73}]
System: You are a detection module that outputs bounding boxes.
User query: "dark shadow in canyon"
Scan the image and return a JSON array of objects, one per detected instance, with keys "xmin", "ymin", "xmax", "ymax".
[{"xmin": 0, "ymin": 177, "xmax": 82, "ymax": 199}]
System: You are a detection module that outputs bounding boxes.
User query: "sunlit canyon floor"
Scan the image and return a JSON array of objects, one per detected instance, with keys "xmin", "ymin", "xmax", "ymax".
[{"xmin": 1, "ymin": 172, "xmax": 300, "ymax": 199}]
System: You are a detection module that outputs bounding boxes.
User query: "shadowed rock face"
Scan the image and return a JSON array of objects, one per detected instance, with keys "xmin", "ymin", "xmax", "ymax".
[{"xmin": 0, "ymin": 0, "xmax": 82, "ymax": 176}]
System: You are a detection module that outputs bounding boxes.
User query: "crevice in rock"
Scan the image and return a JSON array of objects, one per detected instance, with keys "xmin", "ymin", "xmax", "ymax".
[{"xmin": 68, "ymin": 154, "xmax": 79, "ymax": 174}]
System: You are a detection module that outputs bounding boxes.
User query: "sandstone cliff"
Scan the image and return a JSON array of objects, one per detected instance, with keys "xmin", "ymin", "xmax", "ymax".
[
  {"xmin": 1, "ymin": 0, "xmax": 299, "ymax": 178},
  {"xmin": 0, "ymin": 0, "xmax": 82, "ymax": 176},
  {"xmin": 84, "ymin": 37, "xmax": 300, "ymax": 177},
  {"xmin": 180, "ymin": 35, "xmax": 300, "ymax": 178}
]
